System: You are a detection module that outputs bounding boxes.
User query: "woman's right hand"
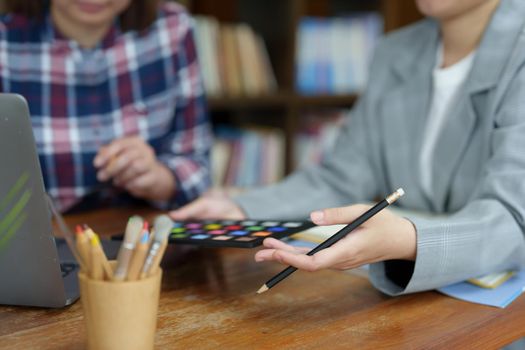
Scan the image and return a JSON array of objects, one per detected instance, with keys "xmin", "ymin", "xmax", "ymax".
[{"xmin": 169, "ymin": 189, "xmax": 246, "ymax": 220}]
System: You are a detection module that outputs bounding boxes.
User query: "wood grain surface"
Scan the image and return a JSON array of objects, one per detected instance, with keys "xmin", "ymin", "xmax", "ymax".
[{"xmin": 0, "ymin": 206, "xmax": 524, "ymax": 349}]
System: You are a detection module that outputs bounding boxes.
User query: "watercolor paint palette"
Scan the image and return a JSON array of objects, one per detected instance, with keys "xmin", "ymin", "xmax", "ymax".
[{"xmin": 167, "ymin": 219, "xmax": 315, "ymax": 248}]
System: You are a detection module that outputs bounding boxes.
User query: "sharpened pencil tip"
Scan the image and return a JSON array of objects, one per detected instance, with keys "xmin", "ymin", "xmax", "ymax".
[{"xmin": 257, "ymin": 284, "xmax": 269, "ymax": 294}]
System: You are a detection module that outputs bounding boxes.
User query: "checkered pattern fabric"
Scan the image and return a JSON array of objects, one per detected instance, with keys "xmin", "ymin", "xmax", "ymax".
[{"xmin": 0, "ymin": 2, "xmax": 211, "ymax": 211}]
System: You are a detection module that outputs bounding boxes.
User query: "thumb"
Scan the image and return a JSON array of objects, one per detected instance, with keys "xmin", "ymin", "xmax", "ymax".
[{"xmin": 310, "ymin": 204, "xmax": 371, "ymax": 225}]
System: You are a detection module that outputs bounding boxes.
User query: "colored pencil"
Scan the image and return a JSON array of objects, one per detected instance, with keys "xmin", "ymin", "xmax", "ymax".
[
  {"xmin": 84, "ymin": 226, "xmax": 113, "ymax": 280},
  {"xmin": 257, "ymin": 188, "xmax": 405, "ymax": 294},
  {"xmin": 89, "ymin": 234, "xmax": 104, "ymax": 280},
  {"xmin": 75, "ymin": 225, "xmax": 89, "ymax": 272}
]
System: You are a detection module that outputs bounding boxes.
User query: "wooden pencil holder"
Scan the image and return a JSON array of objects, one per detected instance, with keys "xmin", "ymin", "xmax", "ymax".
[{"xmin": 78, "ymin": 262, "xmax": 162, "ymax": 350}]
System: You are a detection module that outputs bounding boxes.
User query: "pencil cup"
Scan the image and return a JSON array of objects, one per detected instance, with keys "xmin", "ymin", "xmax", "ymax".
[{"xmin": 78, "ymin": 262, "xmax": 162, "ymax": 350}]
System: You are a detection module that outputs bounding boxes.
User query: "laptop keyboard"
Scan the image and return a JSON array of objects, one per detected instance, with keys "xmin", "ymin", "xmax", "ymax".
[{"xmin": 60, "ymin": 262, "xmax": 79, "ymax": 278}]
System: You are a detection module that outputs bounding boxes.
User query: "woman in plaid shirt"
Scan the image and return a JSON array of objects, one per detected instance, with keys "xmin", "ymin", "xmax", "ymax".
[{"xmin": 0, "ymin": 0, "xmax": 212, "ymax": 211}]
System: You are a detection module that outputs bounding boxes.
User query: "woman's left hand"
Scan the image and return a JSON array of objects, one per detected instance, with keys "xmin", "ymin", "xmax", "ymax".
[
  {"xmin": 255, "ymin": 204, "xmax": 417, "ymax": 271},
  {"xmin": 93, "ymin": 136, "xmax": 176, "ymax": 201}
]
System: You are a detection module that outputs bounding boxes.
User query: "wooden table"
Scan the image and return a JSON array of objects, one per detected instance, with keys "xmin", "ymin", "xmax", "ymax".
[{"xmin": 0, "ymin": 206, "xmax": 524, "ymax": 349}]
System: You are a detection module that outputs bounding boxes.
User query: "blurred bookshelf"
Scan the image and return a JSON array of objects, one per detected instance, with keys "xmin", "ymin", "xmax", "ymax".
[{"xmin": 172, "ymin": 0, "xmax": 422, "ymax": 187}]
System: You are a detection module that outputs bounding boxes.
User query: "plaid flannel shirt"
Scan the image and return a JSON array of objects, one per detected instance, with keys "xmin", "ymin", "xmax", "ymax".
[{"xmin": 0, "ymin": 3, "xmax": 212, "ymax": 211}]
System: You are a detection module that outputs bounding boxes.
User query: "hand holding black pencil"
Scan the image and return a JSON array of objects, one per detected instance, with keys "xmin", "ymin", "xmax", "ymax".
[{"xmin": 257, "ymin": 188, "xmax": 405, "ymax": 294}]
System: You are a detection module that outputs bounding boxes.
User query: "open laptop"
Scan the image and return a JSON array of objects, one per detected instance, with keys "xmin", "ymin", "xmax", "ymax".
[{"xmin": 0, "ymin": 94, "xmax": 81, "ymax": 308}]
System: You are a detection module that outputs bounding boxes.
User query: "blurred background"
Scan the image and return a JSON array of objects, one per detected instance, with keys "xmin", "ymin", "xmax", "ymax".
[
  {"xmin": 0, "ymin": 0, "xmax": 422, "ymax": 190},
  {"xmin": 174, "ymin": 0, "xmax": 422, "ymax": 190}
]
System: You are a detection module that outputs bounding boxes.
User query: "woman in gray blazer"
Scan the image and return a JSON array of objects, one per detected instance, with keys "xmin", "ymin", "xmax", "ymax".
[{"xmin": 171, "ymin": 0, "xmax": 525, "ymax": 296}]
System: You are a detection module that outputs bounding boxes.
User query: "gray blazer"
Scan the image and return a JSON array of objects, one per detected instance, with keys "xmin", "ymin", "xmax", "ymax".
[{"xmin": 235, "ymin": 0, "xmax": 525, "ymax": 295}]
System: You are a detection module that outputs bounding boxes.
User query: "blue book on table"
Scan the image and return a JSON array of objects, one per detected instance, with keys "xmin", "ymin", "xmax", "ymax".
[{"xmin": 438, "ymin": 270, "xmax": 525, "ymax": 308}]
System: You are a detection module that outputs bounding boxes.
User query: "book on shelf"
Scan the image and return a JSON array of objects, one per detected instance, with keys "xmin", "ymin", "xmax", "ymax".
[
  {"xmin": 211, "ymin": 125, "xmax": 285, "ymax": 188},
  {"xmin": 193, "ymin": 16, "xmax": 222, "ymax": 96},
  {"xmin": 193, "ymin": 16, "xmax": 277, "ymax": 97},
  {"xmin": 220, "ymin": 25, "xmax": 244, "ymax": 96},
  {"xmin": 296, "ymin": 13, "xmax": 383, "ymax": 95},
  {"xmin": 294, "ymin": 110, "xmax": 347, "ymax": 170}
]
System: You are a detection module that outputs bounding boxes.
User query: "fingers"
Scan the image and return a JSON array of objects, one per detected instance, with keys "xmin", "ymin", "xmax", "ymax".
[
  {"xmin": 99, "ymin": 149, "xmax": 141, "ymax": 182},
  {"xmin": 94, "ymin": 137, "xmax": 154, "ymax": 182},
  {"xmin": 255, "ymin": 237, "xmax": 332, "ymax": 271},
  {"xmin": 255, "ymin": 241, "xmax": 309, "ymax": 261},
  {"xmin": 94, "ymin": 138, "xmax": 132, "ymax": 168},
  {"xmin": 256, "ymin": 241, "xmax": 353, "ymax": 272},
  {"xmin": 310, "ymin": 204, "xmax": 371, "ymax": 225},
  {"xmin": 170, "ymin": 196, "xmax": 246, "ymax": 221},
  {"xmin": 169, "ymin": 198, "xmax": 210, "ymax": 221},
  {"xmin": 255, "ymin": 230, "xmax": 365, "ymax": 271},
  {"xmin": 254, "ymin": 249, "xmax": 278, "ymax": 262},
  {"xmin": 255, "ymin": 244, "xmax": 310, "ymax": 261},
  {"xmin": 269, "ymin": 249, "xmax": 335, "ymax": 272},
  {"xmin": 264, "ymin": 238, "xmax": 311, "ymax": 253},
  {"xmin": 255, "ymin": 207, "xmax": 412, "ymax": 272},
  {"xmin": 113, "ymin": 154, "xmax": 150, "ymax": 186}
]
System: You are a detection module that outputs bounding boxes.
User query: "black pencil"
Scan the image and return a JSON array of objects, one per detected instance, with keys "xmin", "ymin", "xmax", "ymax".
[{"xmin": 256, "ymin": 188, "xmax": 405, "ymax": 294}]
